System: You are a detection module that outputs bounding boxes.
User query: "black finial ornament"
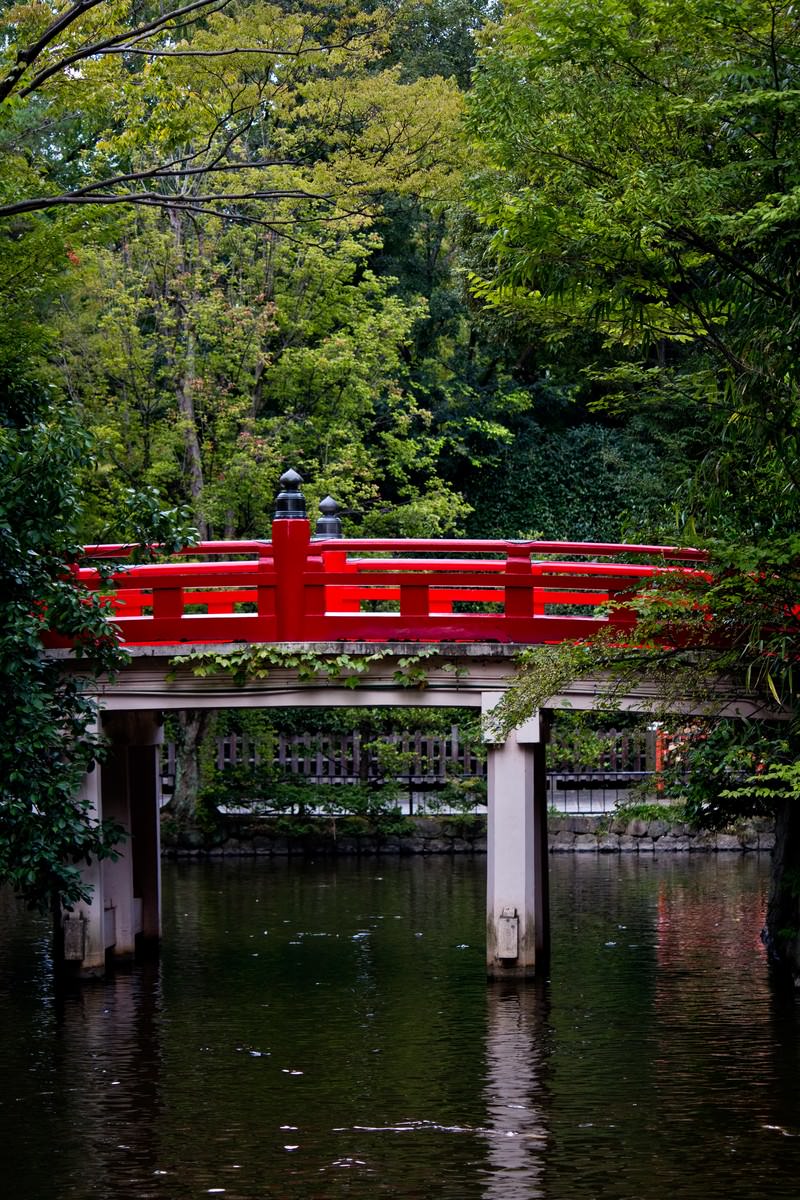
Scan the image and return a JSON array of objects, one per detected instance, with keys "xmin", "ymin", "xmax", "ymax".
[
  {"xmin": 273, "ymin": 468, "xmax": 306, "ymax": 520},
  {"xmin": 314, "ymin": 495, "xmax": 343, "ymax": 539}
]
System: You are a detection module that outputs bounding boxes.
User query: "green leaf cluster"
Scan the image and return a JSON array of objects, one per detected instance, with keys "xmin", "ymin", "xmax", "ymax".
[
  {"xmin": 0, "ymin": 368, "xmax": 127, "ymax": 910},
  {"xmin": 467, "ymin": 0, "xmax": 800, "ymax": 534}
]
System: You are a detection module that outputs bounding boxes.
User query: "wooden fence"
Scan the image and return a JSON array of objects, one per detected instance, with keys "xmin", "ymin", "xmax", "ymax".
[
  {"xmin": 161, "ymin": 727, "xmax": 487, "ymax": 786},
  {"xmin": 161, "ymin": 728, "xmax": 652, "ymax": 788}
]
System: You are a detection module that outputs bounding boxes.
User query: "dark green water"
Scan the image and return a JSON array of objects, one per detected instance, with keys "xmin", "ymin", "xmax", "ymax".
[{"xmin": 1, "ymin": 854, "xmax": 799, "ymax": 1199}]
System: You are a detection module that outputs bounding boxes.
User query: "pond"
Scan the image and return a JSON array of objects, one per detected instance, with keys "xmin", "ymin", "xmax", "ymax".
[{"xmin": 1, "ymin": 853, "xmax": 798, "ymax": 1199}]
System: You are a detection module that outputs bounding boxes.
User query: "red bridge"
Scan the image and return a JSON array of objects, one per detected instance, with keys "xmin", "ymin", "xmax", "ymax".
[
  {"xmin": 63, "ymin": 528, "xmax": 706, "ymax": 647},
  {"xmin": 46, "ymin": 473, "xmax": 729, "ymax": 985},
  {"xmin": 58, "ymin": 467, "xmax": 706, "ymax": 649}
]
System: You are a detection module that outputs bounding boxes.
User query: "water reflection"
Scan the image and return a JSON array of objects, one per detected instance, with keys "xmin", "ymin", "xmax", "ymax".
[
  {"xmin": 3, "ymin": 855, "xmax": 800, "ymax": 1199},
  {"xmin": 0, "ymin": 899, "xmax": 166, "ymax": 1199},
  {"xmin": 544, "ymin": 855, "xmax": 800, "ymax": 1200},
  {"xmin": 53, "ymin": 965, "xmax": 165, "ymax": 1197},
  {"xmin": 482, "ymin": 984, "xmax": 550, "ymax": 1200}
]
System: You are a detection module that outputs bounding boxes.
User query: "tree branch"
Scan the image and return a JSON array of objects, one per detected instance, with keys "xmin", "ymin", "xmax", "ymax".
[
  {"xmin": 0, "ymin": 187, "xmax": 330, "ymax": 219},
  {"xmin": 0, "ymin": 0, "xmax": 107, "ymax": 103},
  {"xmin": 99, "ymin": 38, "xmax": 357, "ymax": 59},
  {"xmin": 15, "ymin": 0, "xmax": 233, "ymax": 100},
  {"xmin": 68, "ymin": 159, "xmax": 299, "ymax": 197},
  {"xmin": 665, "ymin": 222, "xmax": 792, "ymax": 306}
]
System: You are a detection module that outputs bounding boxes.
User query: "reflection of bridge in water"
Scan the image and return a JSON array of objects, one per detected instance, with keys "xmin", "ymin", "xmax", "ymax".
[{"xmin": 45, "ymin": 471, "xmax": 764, "ymax": 982}]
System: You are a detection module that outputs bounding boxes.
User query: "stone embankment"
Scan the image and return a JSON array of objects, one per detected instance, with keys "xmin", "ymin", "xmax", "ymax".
[
  {"xmin": 162, "ymin": 813, "xmax": 775, "ymax": 858},
  {"xmin": 547, "ymin": 814, "xmax": 774, "ymax": 853}
]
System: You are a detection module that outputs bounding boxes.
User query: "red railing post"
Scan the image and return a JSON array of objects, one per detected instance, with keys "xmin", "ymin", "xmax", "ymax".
[
  {"xmin": 152, "ymin": 584, "xmax": 184, "ymax": 626},
  {"xmin": 400, "ymin": 581, "xmax": 430, "ymax": 619},
  {"xmin": 271, "ymin": 468, "xmax": 311, "ymax": 641},
  {"xmin": 304, "ymin": 538, "xmax": 326, "ymax": 629},
  {"xmin": 532, "ymin": 564, "xmax": 546, "ymax": 617},
  {"xmin": 504, "ymin": 546, "xmax": 534, "ymax": 623},
  {"xmin": 323, "ymin": 548, "xmax": 360, "ymax": 612},
  {"xmin": 272, "ymin": 518, "xmax": 311, "ymax": 640}
]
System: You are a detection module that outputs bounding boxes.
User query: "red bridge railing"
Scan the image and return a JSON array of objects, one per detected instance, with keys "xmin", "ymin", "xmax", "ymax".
[{"xmin": 46, "ymin": 518, "xmax": 708, "ymax": 648}]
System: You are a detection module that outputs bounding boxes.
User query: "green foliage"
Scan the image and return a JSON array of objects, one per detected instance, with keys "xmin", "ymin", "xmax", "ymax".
[
  {"xmin": 465, "ymin": 422, "xmax": 671, "ymax": 541},
  {"xmin": 589, "ymin": 536, "xmax": 800, "ymax": 722},
  {"xmin": 428, "ymin": 775, "xmax": 487, "ymax": 814},
  {"xmin": 386, "ymin": 0, "xmax": 491, "ymax": 88},
  {"xmin": 486, "ymin": 644, "xmax": 596, "ymax": 741},
  {"xmin": 64, "ymin": 223, "xmax": 472, "ymax": 539},
  {"xmin": 0, "ymin": 352, "xmax": 202, "ymax": 909},
  {"xmin": 0, "ymin": 1, "xmax": 464, "ymax": 223},
  {"xmin": 168, "ymin": 703, "xmax": 488, "ymax": 828},
  {"xmin": 393, "ymin": 649, "xmax": 441, "ymax": 687},
  {"xmin": 206, "ymin": 704, "xmax": 476, "ymax": 741},
  {"xmin": 170, "ymin": 645, "xmax": 382, "ymax": 686},
  {"xmin": 467, "ymin": 0, "xmax": 800, "ymax": 535},
  {"xmin": 0, "ymin": 367, "xmax": 128, "ymax": 911},
  {"xmin": 1, "ymin": 0, "xmax": 471, "ymax": 544},
  {"xmin": 610, "ymin": 801, "xmax": 688, "ymax": 824},
  {"xmin": 302, "ymin": 784, "xmax": 416, "ymax": 836},
  {"xmin": 549, "ymin": 710, "xmax": 635, "ymax": 771},
  {"xmin": 170, "ymin": 644, "xmax": 442, "ymax": 688},
  {"xmin": 108, "ymin": 488, "xmax": 198, "ymax": 557},
  {"xmin": 658, "ymin": 721, "xmax": 800, "ymax": 829},
  {"xmin": 200, "ymin": 767, "xmax": 416, "ymax": 837}
]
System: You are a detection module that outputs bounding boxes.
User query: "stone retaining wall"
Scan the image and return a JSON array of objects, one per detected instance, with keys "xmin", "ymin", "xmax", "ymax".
[
  {"xmin": 548, "ymin": 814, "xmax": 774, "ymax": 853},
  {"xmin": 162, "ymin": 813, "xmax": 775, "ymax": 858}
]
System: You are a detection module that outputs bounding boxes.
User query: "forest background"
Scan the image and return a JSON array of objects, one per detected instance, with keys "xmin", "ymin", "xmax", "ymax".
[{"xmin": 3, "ymin": 0, "xmax": 800, "ymax": 973}]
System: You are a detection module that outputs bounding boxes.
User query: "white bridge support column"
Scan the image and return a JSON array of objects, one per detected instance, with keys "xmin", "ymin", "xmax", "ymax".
[
  {"xmin": 63, "ymin": 711, "xmax": 163, "ymax": 976},
  {"xmin": 62, "ymin": 745, "xmax": 106, "ymax": 977},
  {"xmin": 484, "ymin": 700, "xmax": 550, "ymax": 980},
  {"xmin": 129, "ymin": 732, "xmax": 163, "ymax": 945}
]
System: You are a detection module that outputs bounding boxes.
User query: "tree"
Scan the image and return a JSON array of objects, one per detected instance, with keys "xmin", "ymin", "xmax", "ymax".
[
  {"xmin": 467, "ymin": 0, "xmax": 800, "ymax": 977},
  {"xmin": 0, "ymin": 363, "xmax": 195, "ymax": 912},
  {"xmin": 0, "ymin": 0, "xmax": 465, "ymax": 442},
  {"xmin": 0, "ymin": 369, "xmax": 118, "ymax": 913},
  {"xmin": 470, "ymin": 422, "xmax": 667, "ymax": 540},
  {"xmin": 386, "ymin": 0, "xmax": 493, "ymax": 88},
  {"xmin": 0, "ymin": 0, "xmax": 475, "ymax": 842},
  {"xmin": 467, "ymin": 0, "xmax": 800, "ymax": 526},
  {"xmin": 0, "ymin": 0, "xmax": 469, "ymax": 539},
  {"xmin": 0, "ymin": 0, "xmax": 460, "ymax": 219},
  {"xmin": 56, "ymin": 215, "xmax": 474, "ymax": 539}
]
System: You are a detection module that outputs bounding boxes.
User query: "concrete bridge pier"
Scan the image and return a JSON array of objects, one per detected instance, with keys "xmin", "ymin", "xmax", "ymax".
[
  {"xmin": 485, "ymin": 705, "xmax": 551, "ymax": 980},
  {"xmin": 62, "ymin": 711, "xmax": 162, "ymax": 977}
]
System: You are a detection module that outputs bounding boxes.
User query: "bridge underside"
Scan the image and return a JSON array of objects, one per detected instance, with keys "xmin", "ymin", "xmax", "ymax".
[
  {"xmin": 56, "ymin": 643, "xmax": 772, "ymax": 982},
  {"xmin": 67, "ymin": 641, "xmax": 770, "ymax": 718}
]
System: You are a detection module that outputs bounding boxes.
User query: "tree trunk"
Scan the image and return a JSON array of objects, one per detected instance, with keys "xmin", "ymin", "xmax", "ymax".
[
  {"xmin": 175, "ymin": 326, "xmax": 208, "ymax": 538},
  {"xmin": 764, "ymin": 797, "xmax": 800, "ymax": 983},
  {"xmin": 167, "ymin": 709, "xmax": 215, "ymax": 827},
  {"xmin": 169, "ymin": 206, "xmax": 208, "ymax": 538}
]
